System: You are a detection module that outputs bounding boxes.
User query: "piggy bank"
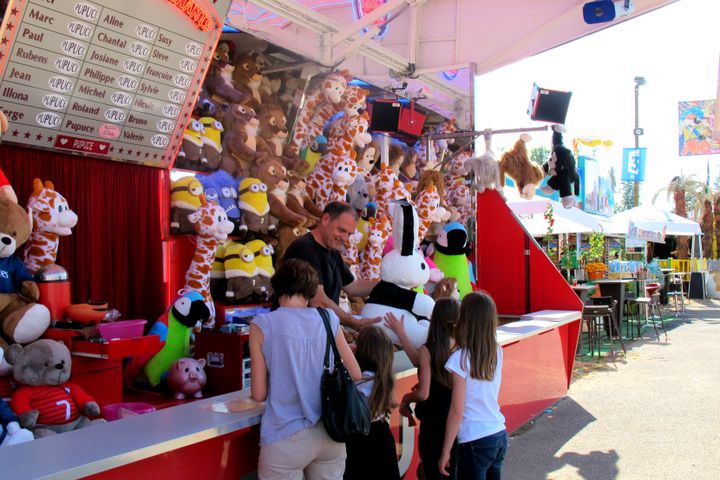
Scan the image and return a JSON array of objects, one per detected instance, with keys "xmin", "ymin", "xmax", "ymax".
[{"xmin": 167, "ymin": 358, "xmax": 207, "ymax": 400}]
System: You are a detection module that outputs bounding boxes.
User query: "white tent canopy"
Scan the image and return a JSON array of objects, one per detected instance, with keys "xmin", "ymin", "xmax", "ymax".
[
  {"xmin": 606, "ymin": 206, "xmax": 701, "ymax": 236},
  {"xmin": 507, "ymin": 197, "xmax": 605, "ymax": 236},
  {"xmin": 227, "ymin": 0, "xmax": 678, "ymax": 125}
]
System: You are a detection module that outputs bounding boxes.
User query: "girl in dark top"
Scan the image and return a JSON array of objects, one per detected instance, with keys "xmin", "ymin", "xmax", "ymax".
[
  {"xmin": 344, "ymin": 327, "xmax": 400, "ymax": 480},
  {"xmin": 400, "ymin": 298, "xmax": 460, "ymax": 480}
]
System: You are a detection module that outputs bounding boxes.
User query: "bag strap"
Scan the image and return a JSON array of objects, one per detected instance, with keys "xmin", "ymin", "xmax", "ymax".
[{"xmin": 318, "ymin": 307, "xmax": 342, "ymax": 370}]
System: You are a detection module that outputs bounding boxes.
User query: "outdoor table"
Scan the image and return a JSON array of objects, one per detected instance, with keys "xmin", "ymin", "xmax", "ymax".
[
  {"xmin": 592, "ymin": 279, "xmax": 633, "ymax": 326},
  {"xmin": 571, "ymin": 284, "xmax": 596, "ymax": 303}
]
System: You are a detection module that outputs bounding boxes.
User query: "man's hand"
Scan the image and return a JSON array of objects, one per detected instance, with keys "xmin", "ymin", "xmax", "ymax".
[{"xmin": 352, "ymin": 316, "xmax": 382, "ymax": 330}]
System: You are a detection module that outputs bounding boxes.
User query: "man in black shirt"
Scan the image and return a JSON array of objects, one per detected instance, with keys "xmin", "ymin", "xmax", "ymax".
[{"xmin": 283, "ymin": 201, "xmax": 380, "ymax": 330}]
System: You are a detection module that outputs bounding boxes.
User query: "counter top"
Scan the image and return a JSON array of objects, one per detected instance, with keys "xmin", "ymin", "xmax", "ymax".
[
  {"xmin": 592, "ymin": 279, "xmax": 634, "ymax": 284},
  {"xmin": 0, "ymin": 310, "xmax": 581, "ymax": 479}
]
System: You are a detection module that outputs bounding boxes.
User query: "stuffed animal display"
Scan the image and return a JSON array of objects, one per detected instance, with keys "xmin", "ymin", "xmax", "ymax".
[
  {"xmin": 8, "ymin": 339, "xmax": 104, "ymax": 437},
  {"xmin": 465, "ymin": 130, "xmax": 502, "ymax": 194},
  {"xmin": 433, "ymin": 223, "xmax": 474, "ymax": 299},
  {"xmin": 541, "ymin": 125, "xmax": 580, "ymax": 208},
  {"xmin": 499, "ymin": 134, "xmax": 543, "ymax": 199},
  {"xmin": 0, "ymin": 198, "xmax": 51, "ymax": 345},
  {"xmin": 361, "ymin": 202, "xmax": 434, "ymax": 349}
]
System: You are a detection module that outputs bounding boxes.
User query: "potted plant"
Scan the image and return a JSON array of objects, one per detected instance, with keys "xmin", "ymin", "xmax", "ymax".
[{"xmin": 585, "ymin": 231, "xmax": 607, "ymax": 280}]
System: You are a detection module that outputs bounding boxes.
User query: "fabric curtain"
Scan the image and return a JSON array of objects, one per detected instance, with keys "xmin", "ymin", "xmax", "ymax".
[{"xmin": 0, "ymin": 144, "xmax": 167, "ymax": 321}]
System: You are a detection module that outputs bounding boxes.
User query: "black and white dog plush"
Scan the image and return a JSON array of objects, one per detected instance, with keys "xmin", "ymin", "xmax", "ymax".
[
  {"xmin": 361, "ymin": 201, "xmax": 434, "ymax": 348},
  {"xmin": 542, "ymin": 125, "xmax": 580, "ymax": 208}
]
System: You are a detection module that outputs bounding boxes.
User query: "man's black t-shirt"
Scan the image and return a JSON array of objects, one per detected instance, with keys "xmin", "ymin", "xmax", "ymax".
[{"xmin": 282, "ymin": 233, "xmax": 354, "ymax": 304}]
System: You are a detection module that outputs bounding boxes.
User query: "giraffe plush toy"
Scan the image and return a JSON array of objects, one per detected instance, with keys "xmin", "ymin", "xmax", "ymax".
[
  {"xmin": 23, "ymin": 179, "xmax": 78, "ymax": 275},
  {"xmin": 373, "ymin": 166, "xmax": 412, "ymax": 222},
  {"xmin": 290, "ymin": 70, "xmax": 352, "ymax": 155},
  {"xmin": 183, "ymin": 196, "xmax": 234, "ymax": 326},
  {"xmin": 305, "ymin": 112, "xmax": 371, "ymax": 211},
  {"xmin": 415, "ymin": 185, "xmax": 450, "ymax": 241},
  {"xmin": 358, "ymin": 216, "xmax": 390, "ymax": 282}
]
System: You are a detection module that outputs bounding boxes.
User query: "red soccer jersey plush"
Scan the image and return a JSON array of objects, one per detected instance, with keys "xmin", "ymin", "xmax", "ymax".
[{"xmin": 11, "ymin": 382, "xmax": 94, "ymax": 425}]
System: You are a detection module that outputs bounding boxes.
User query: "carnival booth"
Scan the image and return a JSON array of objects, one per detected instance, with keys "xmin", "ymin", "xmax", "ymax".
[{"xmin": 0, "ymin": 0, "xmax": 677, "ymax": 478}]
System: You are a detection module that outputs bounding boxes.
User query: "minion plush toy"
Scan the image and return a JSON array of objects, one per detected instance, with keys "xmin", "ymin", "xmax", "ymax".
[
  {"xmin": 199, "ymin": 117, "xmax": 224, "ymax": 171},
  {"xmin": 175, "ymin": 119, "xmax": 205, "ymax": 170},
  {"xmin": 237, "ymin": 177, "xmax": 275, "ymax": 239},
  {"xmin": 223, "ymin": 241, "xmax": 258, "ymax": 303},
  {"xmin": 170, "ymin": 176, "xmax": 204, "ymax": 234}
]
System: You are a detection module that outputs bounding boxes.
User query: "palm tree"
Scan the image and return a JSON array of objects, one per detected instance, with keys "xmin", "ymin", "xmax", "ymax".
[
  {"xmin": 692, "ymin": 188, "xmax": 714, "ymax": 259},
  {"xmin": 713, "ymin": 191, "xmax": 720, "ymax": 258},
  {"xmin": 653, "ymin": 174, "xmax": 704, "ymax": 259}
]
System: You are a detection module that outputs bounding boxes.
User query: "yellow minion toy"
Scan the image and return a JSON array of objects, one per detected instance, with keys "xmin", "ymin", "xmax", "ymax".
[
  {"xmin": 223, "ymin": 241, "xmax": 258, "ymax": 302},
  {"xmin": 237, "ymin": 177, "xmax": 274, "ymax": 236},
  {"xmin": 170, "ymin": 176, "xmax": 204, "ymax": 234}
]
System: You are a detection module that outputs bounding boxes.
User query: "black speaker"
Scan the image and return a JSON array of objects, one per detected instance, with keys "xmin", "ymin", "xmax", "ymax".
[
  {"xmin": 689, "ymin": 272, "xmax": 706, "ymax": 299},
  {"xmin": 528, "ymin": 84, "xmax": 572, "ymax": 124},
  {"xmin": 368, "ymin": 100, "xmax": 401, "ymax": 133}
]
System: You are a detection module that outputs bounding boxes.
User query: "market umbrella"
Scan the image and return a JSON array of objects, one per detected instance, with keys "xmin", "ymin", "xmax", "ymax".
[
  {"xmin": 507, "ymin": 197, "xmax": 604, "ymax": 236},
  {"xmin": 605, "ymin": 206, "xmax": 701, "ymax": 236}
]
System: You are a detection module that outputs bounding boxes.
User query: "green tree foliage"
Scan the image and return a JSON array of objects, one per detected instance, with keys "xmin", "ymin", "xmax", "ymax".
[
  {"xmin": 530, "ymin": 146, "xmax": 550, "ymax": 166},
  {"xmin": 616, "ymin": 181, "xmax": 635, "ymax": 212}
]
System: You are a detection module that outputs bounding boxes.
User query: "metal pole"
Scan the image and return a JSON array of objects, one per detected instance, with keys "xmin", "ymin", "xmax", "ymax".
[{"xmin": 633, "ymin": 76, "xmax": 646, "ymax": 207}]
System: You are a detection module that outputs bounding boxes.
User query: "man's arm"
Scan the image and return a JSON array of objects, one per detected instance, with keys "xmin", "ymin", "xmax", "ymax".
[
  {"xmin": 343, "ymin": 278, "xmax": 378, "ymax": 298},
  {"xmin": 310, "ymin": 285, "xmax": 380, "ymax": 331}
]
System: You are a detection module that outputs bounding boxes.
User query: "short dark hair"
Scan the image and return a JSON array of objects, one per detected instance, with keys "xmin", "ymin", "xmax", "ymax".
[
  {"xmin": 322, "ymin": 201, "xmax": 357, "ymax": 220},
  {"xmin": 271, "ymin": 259, "xmax": 319, "ymax": 300}
]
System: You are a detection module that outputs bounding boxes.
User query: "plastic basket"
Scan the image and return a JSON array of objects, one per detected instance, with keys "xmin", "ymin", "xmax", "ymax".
[
  {"xmin": 97, "ymin": 319, "xmax": 147, "ymax": 340},
  {"xmin": 102, "ymin": 402, "xmax": 156, "ymax": 421}
]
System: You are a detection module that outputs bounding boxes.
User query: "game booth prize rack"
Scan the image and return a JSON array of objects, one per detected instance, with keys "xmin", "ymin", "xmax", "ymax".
[{"xmin": 5, "ymin": 0, "xmax": 686, "ymax": 477}]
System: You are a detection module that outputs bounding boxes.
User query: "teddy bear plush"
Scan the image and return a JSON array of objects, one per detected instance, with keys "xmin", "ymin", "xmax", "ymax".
[
  {"xmin": 7, "ymin": 339, "xmax": 104, "ymax": 437},
  {"xmin": 0, "ymin": 198, "xmax": 51, "ymax": 346},
  {"xmin": 286, "ymin": 178, "xmax": 321, "ymax": 226},
  {"xmin": 361, "ymin": 201, "xmax": 434, "ymax": 349},
  {"xmin": 541, "ymin": 125, "xmax": 580, "ymax": 208},
  {"xmin": 276, "ymin": 224, "xmax": 309, "ymax": 261},
  {"xmin": 499, "ymin": 133, "xmax": 544, "ymax": 199},
  {"xmin": 232, "ymin": 53, "xmax": 269, "ymax": 111}
]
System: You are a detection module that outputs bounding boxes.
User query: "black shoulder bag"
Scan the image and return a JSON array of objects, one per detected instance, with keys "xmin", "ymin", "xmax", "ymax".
[{"xmin": 317, "ymin": 307, "xmax": 371, "ymax": 442}]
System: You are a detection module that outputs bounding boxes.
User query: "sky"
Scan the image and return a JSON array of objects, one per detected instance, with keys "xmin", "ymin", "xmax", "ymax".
[{"xmin": 474, "ymin": 0, "xmax": 720, "ymax": 212}]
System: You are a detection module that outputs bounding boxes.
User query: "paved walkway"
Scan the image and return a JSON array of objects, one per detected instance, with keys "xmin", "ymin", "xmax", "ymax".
[{"xmin": 504, "ymin": 299, "xmax": 720, "ymax": 480}]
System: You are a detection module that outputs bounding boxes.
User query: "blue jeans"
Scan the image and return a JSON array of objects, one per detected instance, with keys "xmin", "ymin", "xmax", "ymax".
[{"xmin": 456, "ymin": 430, "xmax": 508, "ymax": 480}]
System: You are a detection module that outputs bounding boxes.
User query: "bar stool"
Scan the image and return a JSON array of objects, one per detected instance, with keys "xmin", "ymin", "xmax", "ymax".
[
  {"xmin": 648, "ymin": 293, "xmax": 668, "ymax": 341},
  {"xmin": 581, "ymin": 301, "xmax": 625, "ymax": 358},
  {"xmin": 665, "ymin": 273, "xmax": 686, "ymax": 316},
  {"xmin": 591, "ymin": 297, "xmax": 626, "ymax": 355}
]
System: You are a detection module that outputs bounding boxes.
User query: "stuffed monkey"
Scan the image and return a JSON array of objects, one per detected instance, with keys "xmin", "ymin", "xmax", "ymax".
[{"xmin": 541, "ymin": 125, "xmax": 580, "ymax": 208}]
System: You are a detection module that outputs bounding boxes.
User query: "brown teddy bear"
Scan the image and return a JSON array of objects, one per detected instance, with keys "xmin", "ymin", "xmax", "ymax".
[
  {"xmin": 204, "ymin": 42, "xmax": 250, "ymax": 106},
  {"xmin": 232, "ymin": 53, "xmax": 268, "ymax": 111},
  {"xmin": 0, "ymin": 198, "xmax": 51, "ymax": 346},
  {"xmin": 8, "ymin": 339, "xmax": 104, "ymax": 437},
  {"xmin": 252, "ymin": 157, "xmax": 307, "ymax": 228}
]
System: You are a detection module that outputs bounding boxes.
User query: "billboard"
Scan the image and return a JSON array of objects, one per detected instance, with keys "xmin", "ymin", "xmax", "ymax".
[
  {"xmin": 578, "ymin": 155, "xmax": 614, "ymax": 216},
  {"xmin": 678, "ymin": 100, "xmax": 720, "ymax": 156}
]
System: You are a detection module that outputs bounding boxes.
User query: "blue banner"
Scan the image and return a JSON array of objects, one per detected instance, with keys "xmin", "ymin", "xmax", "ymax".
[{"xmin": 622, "ymin": 148, "xmax": 646, "ymax": 182}]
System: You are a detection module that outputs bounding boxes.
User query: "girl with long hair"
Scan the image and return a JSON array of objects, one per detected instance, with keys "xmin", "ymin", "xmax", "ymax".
[
  {"xmin": 344, "ymin": 326, "xmax": 400, "ymax": 480},
  {"xmin": 398, "ymin": 298, "xmax": 460, "ymax": 479},
  {"xmin": 439, "ymin": 292, "xmax": 507, "ymax": 479}
]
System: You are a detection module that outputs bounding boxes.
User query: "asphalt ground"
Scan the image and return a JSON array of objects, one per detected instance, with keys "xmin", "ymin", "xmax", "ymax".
[{"xmin": 504, "ymin": 299, "xmax": 720, "ymax": 480}]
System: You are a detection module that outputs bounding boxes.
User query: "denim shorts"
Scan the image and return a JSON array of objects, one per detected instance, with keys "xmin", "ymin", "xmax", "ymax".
[{"xmin": 456, "ymin": 430, "xmax": 508, "ymax": 480}]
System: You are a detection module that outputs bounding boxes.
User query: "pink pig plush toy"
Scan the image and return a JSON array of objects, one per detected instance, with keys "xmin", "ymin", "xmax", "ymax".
[{"xmin": 167, "ymin": 358, "xmax": 207, "ymax": 400}]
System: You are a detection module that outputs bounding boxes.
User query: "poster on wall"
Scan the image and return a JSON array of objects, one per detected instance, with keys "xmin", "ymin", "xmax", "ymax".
[
  {"xmin": 0, "ymin": 0, "xmax": 231, "ymax": 168},
  {"xmin": 579, "ymin": 155, "xmax": 614, "ymax": 216},
  {"xmin": 678, "ymin": 100, "xmax": 720, "ymax": 156}
]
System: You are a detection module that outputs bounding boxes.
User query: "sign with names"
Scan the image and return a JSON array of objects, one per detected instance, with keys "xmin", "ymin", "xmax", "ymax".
[{"xmin": 0, "ymin": 0, "xmax": 230, "ymax": 168}]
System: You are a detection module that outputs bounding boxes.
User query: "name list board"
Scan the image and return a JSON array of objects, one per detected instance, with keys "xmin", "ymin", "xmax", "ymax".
[{"xmin": 0, "ymin": 0, "xmax": 225, "ymax": 168}]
